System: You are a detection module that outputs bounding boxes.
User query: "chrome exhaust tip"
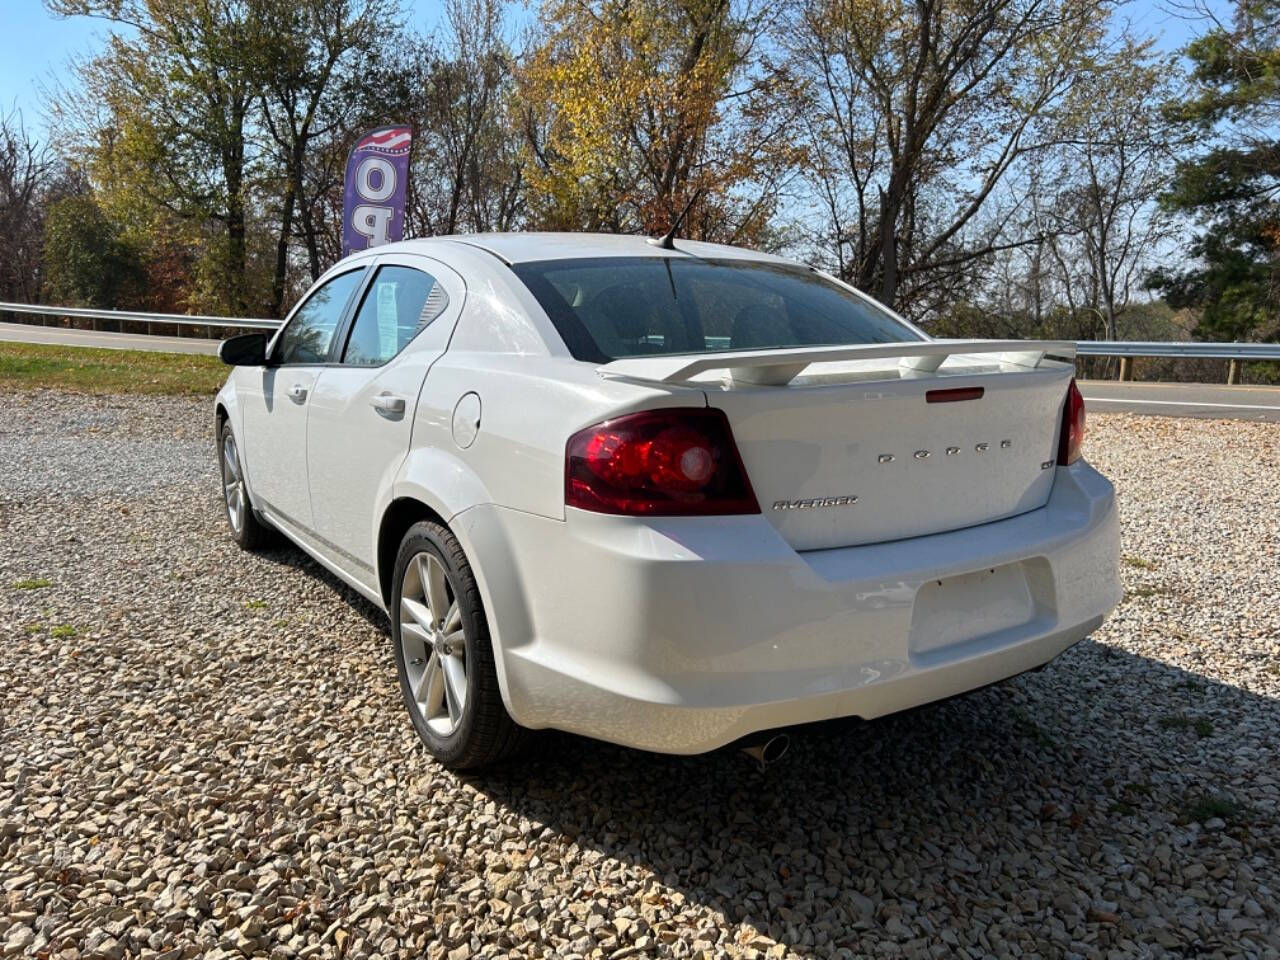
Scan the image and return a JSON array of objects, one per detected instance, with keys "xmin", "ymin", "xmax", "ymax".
[{"xmin": 740, "ymin": 734, "xmax": 790, "ymax": 771}]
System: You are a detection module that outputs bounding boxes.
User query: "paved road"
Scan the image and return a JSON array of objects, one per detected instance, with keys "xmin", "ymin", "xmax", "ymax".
[
  {"xmin": 0, "ymin": 321, "xmax": 222, "ymax": 355},
  {"xmin": 1079, "ymin": 380, "xmax": 1280, "ymax": 423}
]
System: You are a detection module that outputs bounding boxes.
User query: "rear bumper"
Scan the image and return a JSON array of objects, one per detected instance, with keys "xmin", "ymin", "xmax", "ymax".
[{"xmin": 453, "ymin": 461, "xmax": 1121, "ymax": 754}]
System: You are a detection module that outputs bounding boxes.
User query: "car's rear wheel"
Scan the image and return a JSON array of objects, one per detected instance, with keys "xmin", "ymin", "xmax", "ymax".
[
  {"xmin": 218, "ymin": 420, "xmax": 274, "ymax": 551},
  {"xmin": 391, "ymin": 521, "xmax": 526, "ymax": 769}
]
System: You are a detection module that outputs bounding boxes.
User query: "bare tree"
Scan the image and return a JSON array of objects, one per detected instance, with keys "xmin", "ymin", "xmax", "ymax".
[
  {"xmin": 929, "ymin": 39, "xmax": 1185, "ymax": 358},
  {"xmin": 0, "ymin": 110, "xmax": 54, "ymax": 305},
  {"xmin": 786, "ymin": 0, "xmax": 1114, "ymax": 314},
  {"xmin": 422, "ymin": 0, "xmax": 525, "ymax": 234},
  {"xmin": 1037, "ymin": 42, "xmax": 1183, "ymax": 341}
]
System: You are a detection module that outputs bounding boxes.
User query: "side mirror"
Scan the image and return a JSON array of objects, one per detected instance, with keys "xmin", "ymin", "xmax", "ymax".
[{"xmin": 219, "ymin": 332, "xmax": 269, "ymax": 366}]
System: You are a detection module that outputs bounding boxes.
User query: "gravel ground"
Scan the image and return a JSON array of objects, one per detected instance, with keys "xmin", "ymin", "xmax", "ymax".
[{"xmin": 1, "ymin": 388, "xmax": 1277, "ymax": 960}]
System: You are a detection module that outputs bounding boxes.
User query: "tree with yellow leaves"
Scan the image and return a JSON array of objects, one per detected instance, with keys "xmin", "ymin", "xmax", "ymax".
[{"xmin": 519, "ymin": 0, "xmax": 800, "ymax": 245}]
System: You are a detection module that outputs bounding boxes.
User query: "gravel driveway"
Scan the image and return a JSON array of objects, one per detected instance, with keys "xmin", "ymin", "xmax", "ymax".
[{"xmin": 1, "ymin": 388, "xmax": 1277, "ymax": 960}]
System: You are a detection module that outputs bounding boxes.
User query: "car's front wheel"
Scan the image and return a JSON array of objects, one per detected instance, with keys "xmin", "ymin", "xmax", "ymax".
[
  {"xmin": 391, "ymin": 521, "xmax": 526, "ymax": 769},
  {"xmin": 218, "ymin": 419, "xmax": 275, "ymax": 551}
]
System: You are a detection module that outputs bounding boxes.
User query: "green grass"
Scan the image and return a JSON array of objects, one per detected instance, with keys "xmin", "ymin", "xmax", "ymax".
[
  {"xmin": 1122, "ymin": 554, "xmax": 1156, "ymax": 570},
  {"xmin": 1010, "ymin": 707, "xmax": 1057, "ymax": 750},
  {"xmin": 0, "ymin": 342, "xmax": 227, "ymax": 395},
  {"xmin": 244, "ymin": 599, "xmax": 268, "ymax": 610},
  {"xmin": 1110, "ymin": 782, "xmax": 1154, "ymax": 816},
  {"xmin": 11, "ymin": 577, "xmax": 52, "ymax": 590},
  {"xmin": 1127, "ymin": 585, "xmax": 1174, "ymax": 600},
  {"xmin": 50, "ymin": 624, "xmax": 77, "ymax": 639},
  {"xmin": 1183, "ymin": 793, "xmax": 1244, "ymax": 824}
]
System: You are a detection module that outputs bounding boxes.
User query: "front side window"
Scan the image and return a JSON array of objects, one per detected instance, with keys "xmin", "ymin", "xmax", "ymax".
[
  {"xmin": 342, "ymin": 265, "xmax": 450, "ymax": 366},
  {"xmin": 511, "ymin": 257, "xmax": 920, "ymax": 362},
  {"xmin": 275, "ymin": 269, "xmax": 366, "ymax": 365}
]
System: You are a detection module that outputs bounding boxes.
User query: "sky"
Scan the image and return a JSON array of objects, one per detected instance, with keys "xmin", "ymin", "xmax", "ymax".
[
  {"xmin": 1, "ymin": 0, "xmax": 1212, "ymax": 138},
  {"xmin": 0, "ymin": 0, "xmax": 450, "ymax": 130},
  {"xmin": 0, "ymin": 2, "xmax": 106, "ymax": 129}
]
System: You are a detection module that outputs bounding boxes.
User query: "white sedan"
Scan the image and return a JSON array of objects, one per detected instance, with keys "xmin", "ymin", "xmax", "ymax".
[{"xmin": 215, "ymin": 233, "xmax": 1120, "ymax": 768}]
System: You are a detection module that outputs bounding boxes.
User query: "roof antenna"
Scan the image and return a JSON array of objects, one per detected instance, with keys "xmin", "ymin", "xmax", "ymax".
[{"xmin": 649, "ymin": 188, "xmax": 704, "ymax": 250}]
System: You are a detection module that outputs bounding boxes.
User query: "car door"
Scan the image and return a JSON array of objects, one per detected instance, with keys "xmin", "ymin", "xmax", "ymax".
[
  {"xmin": 305, "ymin": 254, "xmax": 466, "ymax": 585},
  {"xmin": 238, "ymin": 267, "xmax": 367, "ymax": 531}
]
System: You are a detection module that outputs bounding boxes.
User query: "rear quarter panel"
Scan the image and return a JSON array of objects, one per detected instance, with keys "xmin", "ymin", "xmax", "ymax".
[{"xmin": 401, "ymin": 280, "xmax": 707, "ymax": 521}]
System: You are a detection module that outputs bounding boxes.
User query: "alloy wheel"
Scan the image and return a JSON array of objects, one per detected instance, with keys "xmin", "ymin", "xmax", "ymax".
[
  {"xmin": 399, "ymin": 551, "xmax": 467, "ymax": 736},
  {"xmin": 222, "ymin": 433, "xmax": 246, "ymax": 534}
]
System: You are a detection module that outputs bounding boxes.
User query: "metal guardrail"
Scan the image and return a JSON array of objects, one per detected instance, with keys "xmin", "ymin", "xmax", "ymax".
[
  {"xmin": 1073, "ymin": 340, "xmax": 1280, "ymax": 384},
  {"xmin": 1, "ymin": 301, "xmax": 1277, "ymax": 380},
  {"xmin": 0, "ymin": 301, "xmax": 279, "ymax": 331},
  {"xmin": 1074, "ymin": 341, "xmax": 1280, "ymax": 360}
]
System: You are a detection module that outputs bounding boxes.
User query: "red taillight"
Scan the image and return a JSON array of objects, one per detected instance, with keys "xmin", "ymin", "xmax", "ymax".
[
  {"xmin": 1057, "ymin": 379, "xmax": 1086, "ymax": 465},
  {"xmin": 566, "ymin": 409, "xmax": 760, "ymax": 516}
]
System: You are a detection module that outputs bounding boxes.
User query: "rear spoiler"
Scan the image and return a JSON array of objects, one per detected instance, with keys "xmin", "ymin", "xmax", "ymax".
[{"xmin": 597, "ymin": 339, "xmax": 1077, "ymax": 387}]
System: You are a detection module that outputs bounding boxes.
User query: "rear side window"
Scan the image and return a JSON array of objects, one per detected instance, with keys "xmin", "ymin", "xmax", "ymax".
[
  {"xmin": 510, "ymin": 257, "xmax": 919, "ymax": 362},
  {"xmin": 275, "ymin": 268, "xmax": 366, "ymax": 365},
  {"xmin": 342, "ymin": 265, "xmax": 450, "ymax": 366}
]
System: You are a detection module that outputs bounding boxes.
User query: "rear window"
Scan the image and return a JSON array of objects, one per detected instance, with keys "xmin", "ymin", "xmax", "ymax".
[{"xmin": 510, "ymin": 256, "xmax": 920, "ymax": 362}]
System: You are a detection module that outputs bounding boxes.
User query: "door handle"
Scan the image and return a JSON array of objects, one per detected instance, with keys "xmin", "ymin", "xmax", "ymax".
[
  {"xmin": 370, "ymin": 393, "xmax": 406, "ymax": 417},
  {"xmin": 287, "ymin": 383, "xmax": 308, "ymax": 404}
]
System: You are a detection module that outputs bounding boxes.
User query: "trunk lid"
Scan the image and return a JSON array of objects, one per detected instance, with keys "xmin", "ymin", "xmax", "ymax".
[{"xmin": 599, "ymin": 340, "xmax": 1075, "ymax": 551}]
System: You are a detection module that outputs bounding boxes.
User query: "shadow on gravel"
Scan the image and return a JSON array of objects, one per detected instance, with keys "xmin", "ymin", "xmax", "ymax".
[
  {"xmin": 251, "ymin": 540, "xmax": 390, "ymax": 634},
  {"xmin": 270, "ymin": 544, "xmax": 1276, "ymax": 953},
  {"xmin": 460, "ymin": 644, "xmax": 1275, "ymax": 954}
]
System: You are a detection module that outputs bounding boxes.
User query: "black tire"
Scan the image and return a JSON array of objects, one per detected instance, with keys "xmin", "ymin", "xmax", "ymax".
[
  {"xmin": 217, "ymin": 419, "xmax": 275, "ymax": 551},
  {"xmin": 391, "ymin": 520, "xmax": 527, "ymax": 769}
]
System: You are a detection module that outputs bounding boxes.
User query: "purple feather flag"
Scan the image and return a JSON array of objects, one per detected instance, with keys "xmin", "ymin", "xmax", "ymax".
[{"xmin": 342, "ymin": 126, "xmax": 412, "ymax": 257}]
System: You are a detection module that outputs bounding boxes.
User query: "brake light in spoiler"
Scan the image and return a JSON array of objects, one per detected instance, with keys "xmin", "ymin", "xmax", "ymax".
[
  {"xmin": 926, "ymin": 386, "xmax": 984, "ymax": 403},
  {"xmin": 596, "ymin": 339, "xmax": 1077, "ymax": 386}
]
